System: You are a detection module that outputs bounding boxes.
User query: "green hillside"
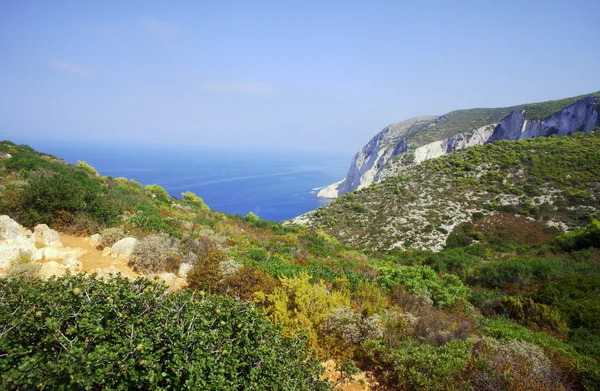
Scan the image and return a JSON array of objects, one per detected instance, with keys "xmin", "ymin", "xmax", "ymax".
[
  {"xmin": 1, "ymin": 137, "xmax": 600, "ymax": 390},
  {"xmin": 305, "ymin": 129, "xmax": 600, "ymax": 251},
  {"xmin": 408, "ymin": 91, "xmax": 600, "ymax": 147}
]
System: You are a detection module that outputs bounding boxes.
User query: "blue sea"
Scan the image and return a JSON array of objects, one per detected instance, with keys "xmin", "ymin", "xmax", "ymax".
[{"xmin": 27, "ymin": 142, "xmax": 349, "ymax": 222}]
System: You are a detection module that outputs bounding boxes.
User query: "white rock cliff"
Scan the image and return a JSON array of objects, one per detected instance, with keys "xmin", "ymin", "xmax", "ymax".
[{"xmin": 319, "ymin": 97, "xmax": 600, "ymax": 198}]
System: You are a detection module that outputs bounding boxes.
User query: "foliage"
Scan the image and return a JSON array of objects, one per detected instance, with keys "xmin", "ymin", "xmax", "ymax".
[
  {"xmin": 75, "ymin": 160, "xmax": 100, "ymax": 177},
  {"xmin": 187, "ymin": 246, "xmax": 226, "ymax": 293},
  {"xmin": 376, "ymin": 265, "xmax": 470, "ymax": 308},
  {"xmin": 182, "ymin": 191, "xmax": 210, "ymax": 211},
  {"xmin": 494, "ymin": 296, "xmax": 569, "ymax": 336},
  {"xmin": 255, "ymin": 272, "xmax": 350, "ymax": 349},
  {"xmin": 128, "ymin": 233, "xmax": 180, "ymax": 273},
  {"xmin": 129, "ymin": 212, "xmax": 180, "ymax": 237},
  {"xmin": 219, "ymin": 265, "xmax": 278, "ymax": 301},
  {"xmin": 145, "ymin": 184, "xmax": 171, "ymax": 203},
  {"xmin": 0, "ymin": 274, "xmax": 329, "ymax": 390},
  {"xmin": 6, "ymin": 252, "xmax": 40, "ymax": 281},
  {"xmin": 100, "ymin": 227, "xmax": 126, "ymax": 248},
  {"xmin": 552, "ymin": 219, "xmax": 600, "ymax": 251},
  {"xmin": 15, "ymin": 169, "xmax": 121, "ymax": 229},
  {"xmin": 362, "ymin": 338, "xmax": 473, "ymax": 391}
]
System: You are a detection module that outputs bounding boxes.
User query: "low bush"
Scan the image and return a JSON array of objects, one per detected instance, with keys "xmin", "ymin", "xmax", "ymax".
[
  {"xmin": 0, "ymin": 274, "xmax": 329, "ymax": 390},
  {"xmin": 128, "ymin": 234, "xmax": 180, "ymax": 273},
  {"xmin": 100, "ymin": 227, "xmax": 126, "ymax": 248},
  {"xmin": 6, "ymin": 252, "xmax": 40, "ymax": 281},
  {"xmin": 187, "ymin": 246, "xmax": 226, "ymax": 293}
]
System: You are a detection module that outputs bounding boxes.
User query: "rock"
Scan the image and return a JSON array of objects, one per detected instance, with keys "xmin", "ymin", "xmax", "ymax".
[
  {"xmin": 0, "ymin": 242, "xmax": 37, "ymax": 270},
  {"xmin": 90, "ymin": 234, "xmax": 102, "ymax": 247},
  {"xmin": 101, "ymin": 247, "xmax": 112, "ymax": 257},
  {"xmin": 110, "ymin": 237, "xmax": 137, "ymax": 258},
  {"xmin": 39, "ymin": 261, "xmax": 66, "ymax": 279},
  {"xmin": 178, "ymin": 262, "xmax": 192, "ymax": 278},
  {"xmin": 0, "ymin": 215, "xmax": 23, "ymax": 242},
  {"xmin": 34, "ymin": 224, "xmax": 63, "ymax": 247},
  {"xmin": 157, "ymin": 272, "xmax": 178, "ymax": 285},
  {"xmin": 318, "ymin": 96, "xmax": 600, "ymax": 199},
  {"xmin": 63, "ymin": 254, "xmax": 80, "ymax": 268}
]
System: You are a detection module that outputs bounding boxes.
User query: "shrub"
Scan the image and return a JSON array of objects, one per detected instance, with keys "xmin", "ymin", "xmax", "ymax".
[
  {"xmin": 247, "ymin": 245, "xmax": 269, "ymax": 262},
  {"xmin": 187, "ymin": 246, "xmax": 226, "ymax": 293},
  {"xmin": 353, "ymin": 280, "xmax": 387, "ymax": 317},
  {"xmin": 100, "ymin": 227, "xmax": 126, "ymax": 248},
  {"xmin": 362, "ymin": 338, "xmax": 473, "ymax": 391},
  {"xmin": 219, "ymin": 258, "xmax": 242, "ymax": 278},
  {"xmin": 219, "ymin": 265, "xmax": 278, "ymax": 301},
  {"xmin": 321, "ymin": 306, "xmax": 384, "ymax": 347},
  {"xmin": 494, "ymin": 296, "xmax": 569, "ymax": 336},
  {"xmin": 129, "ymin": 212, "xmax": 179, "ymax": 237},
  {"xmin": 0, "ymin": 274, "xmax": 329, "ymax": 390},
  {"xmin": 145, "ymin": 184, "xmax": 171, "ymax": 203},
  {"xmin": 75, "ymin": 160, "xmax": 100, "ymax": 177},
  {"xmin": 6, "ymin": 252, "xmax": 40, "ymax": 281},
  {"xmin": 255, "ymin": 272, "xmax": 350, "ymax": 349},
  {"xmin": 17, "ymin": 169, "xmax": 121, "ymax": 228},
  {"xmin": 182, "ymin": 191, "xmax": 210, "ymax": 211},
  {"xmin": 128, "ymin": 233, "xmax": 180, "ymax": 273},
  {"xmin": 376, "ymin": 265, "xmax": 470, "ymax": 308},
  {"xmin": 553, "ymin": 219, "xmax": 600, "ymax": 251}
]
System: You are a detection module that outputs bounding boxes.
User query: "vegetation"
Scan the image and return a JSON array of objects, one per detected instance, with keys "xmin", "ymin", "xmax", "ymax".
[
  {"xmin": 0, "ymin": 274, "xmax": 328, "ymax": 390},
  {"xmin": 1, "ymin": 128, "xmax": 599, "ymax": 390}
]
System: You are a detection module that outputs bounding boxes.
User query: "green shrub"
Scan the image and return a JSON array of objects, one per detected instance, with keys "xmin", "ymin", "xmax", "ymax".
[
  {"xmin": 145, "ymin": 184, "xmax": 171, "ymax": 203},
  {"xmin": 75, "ymin": 160, "xmax": 100, "ymax": 177},
  {"xmin": 362, "ymin": 338, "xmax": 473, "ymax": 391},
  {"xmin": 247, "ymin": 245, "xmax": 269, "ymax": 262},
  {"xmin": 553, "ymin": 220, "xmax": 600, "ymax": 251},
  {"xmin": 376, "ymin": 265, "xmax": 470, "ymax": 308},
  {"xmin": 182, "ymin": 191, "xmax": 209, "ymax": 211},
  {"xmin": 128, "ymin": 234, "xmax": 180, "ymax": 273},
  {"xmin": 187, "ymin": 246, "xmax": 226, "ymax": 293},
  {"xmin": 0, "ymin": 274, "xmax": 329, "ymax": 390},
  {"xmin": 129, "ymin": 212, "xmax": 179, "ymax": 237},
  {"xmin": 17, "ymin": 169, "xmax": 121, "ymax": 228}
]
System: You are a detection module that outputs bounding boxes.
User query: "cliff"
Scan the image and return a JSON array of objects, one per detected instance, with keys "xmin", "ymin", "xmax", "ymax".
[{"xmin": 319, "ymin": 94, "xmax": 600, "ymax": 198}]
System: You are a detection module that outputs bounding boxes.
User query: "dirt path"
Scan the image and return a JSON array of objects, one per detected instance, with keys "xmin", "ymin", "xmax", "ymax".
[{"xmin": 54, "ymin": 234, "xmax": 139, "ymax": 278}]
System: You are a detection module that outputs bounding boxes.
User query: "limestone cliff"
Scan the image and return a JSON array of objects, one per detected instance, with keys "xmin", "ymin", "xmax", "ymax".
[{"xmin": 319, "ymin": 95, "xmax": 600, "ymax": 198}]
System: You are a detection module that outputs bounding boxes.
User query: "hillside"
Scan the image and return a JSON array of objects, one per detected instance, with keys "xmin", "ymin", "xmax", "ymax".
[
  {"xmin": 318, "ymin": 91, "xmax": 600, "ymax": 198},
  {"xmin": 295, "ymin": 130, "xmax": 600, "ymax": 252},
  {"xmin": 1, "ymin": 139, "xmax": 600, "ymax": 390}
]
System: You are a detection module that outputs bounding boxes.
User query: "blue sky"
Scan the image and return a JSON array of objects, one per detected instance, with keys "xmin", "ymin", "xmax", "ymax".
[{"xmin": 1, "ymin": 0, "xmax": 599, "ymax": 154}]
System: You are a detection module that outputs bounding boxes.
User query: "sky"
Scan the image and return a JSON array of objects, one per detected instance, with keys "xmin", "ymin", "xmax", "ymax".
[{"xmin": 1, "ymin": 0, "xmax": 599, "ymax": 154}]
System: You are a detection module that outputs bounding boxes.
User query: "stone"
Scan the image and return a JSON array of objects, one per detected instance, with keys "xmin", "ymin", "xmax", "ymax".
[
  {"xmin": 317, "ymin": 96, "xmax": 600, "ymax": 200},
  {"xmin": 39, "ymin": 261, "xmax": 66, "ymax": 279},
  {"xmin": 0, "ymin": 215, "xmax": 23, "ymax": 242},
  {"xmin": 34, "ymin": 224, "xmax": 63, "ymax": 247},
  {"xmin": 63, "ymin": 253, "xmax": 80, "ymax": 268},
  {"xmin": 110, "ymin": 237, "xmax": 137, "ymax": 258},
  {"xmin": 0, "ymin": 242, "xmax": 37, "ymax": 270},
  {"xmin": 90, "ymin": 234, "xmax": 102, "ymax": 247},
  {"xmin": 178, "ymin": 262, "xmax": 192, "ymax": 278},
  {"xmin": 102, "ymin": 247, "xmax": 112, "ymax": 257}
]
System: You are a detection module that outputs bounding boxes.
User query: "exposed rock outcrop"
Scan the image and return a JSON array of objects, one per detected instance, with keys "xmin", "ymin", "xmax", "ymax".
[
  {"xmin": 319, "ymin": 96, "xmax": 600, "ymax": 198},
  {"xmin": 109, "ymin": 237, "xmax": 137, "ymax": 258}
]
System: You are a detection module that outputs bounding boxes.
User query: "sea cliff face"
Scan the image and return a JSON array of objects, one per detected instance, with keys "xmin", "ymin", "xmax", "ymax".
[{"xmin": 319, "ymin": 96, "xmax": 600, "ymax": 198}]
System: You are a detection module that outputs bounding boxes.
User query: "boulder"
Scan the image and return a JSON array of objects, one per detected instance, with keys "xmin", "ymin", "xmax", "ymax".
[
  {"xmin": 0, "ymin": 215, "xmax": 23, "ymax": 242},
  {"xmin": 90, "ymin": 234, "xmax": 102, "ymax": 247},
  {"xmin": 110, "ymin": 237, "xmax": 137, "ymax": 258},
  {"xmin": 63, "ymin": 254, "xmax": 81, "ymax": 269},
  {"xmin": 0, "ymin": 243, "xmax": 37, "ymax": 270},
  {"xmin": 178, "ymin": 262, "xmax": 193, "ymax": 278},
  {"xmin": 34, "ymin": 224, "xmax": 63, "ymax": 247},
  {"xmin": 39, "ymin": 261, "xmax": 66, "ymax": 279}
]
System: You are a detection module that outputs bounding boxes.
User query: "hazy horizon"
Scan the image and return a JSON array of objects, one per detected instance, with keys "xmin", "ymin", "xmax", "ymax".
[{"xmin": 1, "ymin": 0, "xmax": 599, "ymax": 155}]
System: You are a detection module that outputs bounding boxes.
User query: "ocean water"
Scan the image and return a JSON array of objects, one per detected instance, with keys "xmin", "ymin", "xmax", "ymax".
[{"xmin": 30, "ymin": 142, "xmax": 349, "ymax": 222}]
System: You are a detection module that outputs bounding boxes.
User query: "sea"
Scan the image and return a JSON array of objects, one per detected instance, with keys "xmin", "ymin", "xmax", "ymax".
[{"xmin": 25, "ymin": 141, "xmax": 349, "ymax": 222}]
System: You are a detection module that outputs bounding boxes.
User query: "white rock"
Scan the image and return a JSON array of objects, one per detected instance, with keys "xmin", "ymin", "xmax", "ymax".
[
  {"xmin": 178, "ymin": 262, "xmax": 192, "ymax": 278},
  {"xmin": 101, "ymin": 247, "xmax": 112, "ymax": 257},
  {"xmin": 63, "ymin": 253, "xmax": 79, "ymax": 268},
  {"xmin": 0, "ymin": 242, "xmax": 37, "ymax": 270},
  {"xmin": 110, "ymin": 237, "xmax": 137, "ymax": 258},
  {"xmin": 39, "ymin": 261, "xmax": 66, "ymax": 279},
  {"xmin": 34, "ymin": 224, "xmax": 63, "ymax": 247},
  {"xmin": 156, "ymin": 272, "xmax": 178, "ymax": 285},
  {"xmin": 0, "ymin": 215, "xmax": 23, "ymax": 242},
  {"xmin": 90, "ymin": 234, "xmax": 102, "ymax": 247}
]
